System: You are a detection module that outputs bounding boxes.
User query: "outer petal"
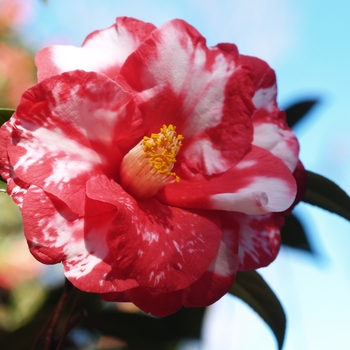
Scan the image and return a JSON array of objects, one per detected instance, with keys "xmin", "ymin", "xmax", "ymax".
[
  {"xmin": 234, "ymin": 212, "xmax": 284, "ymax": 270},
  {"xmin": 86, "ymin": 174, "xmax": 222, "ymax": 293},
  {"xmin": 0, "ymin": 122, "xmax": 29, "ymax": 207},
  {"xmin": 36, "ymin": 17, "xmax": 156, "ymax": 82},
  {"xmin": 101, "ymin": 291, "xmax": 131, "ymax": 303},
  {"xmin": 183, "ymin": 212, "xmax": 239, "ymax": 307},
  {"xmin": 283, "ymin": 160, "xmax": 307, "ymax": 215},
  {"xmin": 22, "ymin": 184, "xmax": 138, "ymax": 293},
  {"xmin": 5, "ymin": 171, "xmax": 29, "ymax": 208},
  {"xmin": 0, "ymin": 123, "xmax": 10, "ymax": 180},
  {"xmin": 240, "ymin": 55, "xmax": 277, "ymax": 111},
  {"xmin": 252, "ymin": 110, "xmax": 299, "ymax": 172},
  {"xmin": 101, "ymin": 212, "xmax": 239, "ymax": 316},
  {"xmin": 6, "ymin": 70, "xmax": 141, "ymax": 215},
  {"xmin": 120, "ymin": 20, "xmax": 255, "ymax": 176},
  {"xmin": 159, "ymin": 145, "xmax": 297, "ymax": 215},
  {"xmin": 241, "ymin": 55, "xmax": 299, "ymax": 171},
  {"xmin": 127, "ymin": 287, "xmax": 184, "ymax": 317}
]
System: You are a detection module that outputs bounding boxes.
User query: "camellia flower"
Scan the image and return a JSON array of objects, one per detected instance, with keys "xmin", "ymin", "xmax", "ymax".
[{"xmin": 0, "ymin": 17, "xmax": 305, "ymax": 316}]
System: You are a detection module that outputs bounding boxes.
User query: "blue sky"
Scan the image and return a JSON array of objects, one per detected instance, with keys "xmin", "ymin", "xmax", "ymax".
[{"xmin": 17, "ymin": 1, "xmax": 350, "ymax": 349}]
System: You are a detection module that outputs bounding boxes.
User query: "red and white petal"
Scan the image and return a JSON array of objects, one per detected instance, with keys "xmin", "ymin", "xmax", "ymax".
[
  {"xmin": 252, "ymin": 109, "xmax": 299, "ymax": 172},
  {"xmin": 64, "ymin": 197, "xmax": 139, "ymax": 293},
  {"xmin": 0, "ymin": 121, "xmax": 11, "ymax": 180},
  {"xmin": 7, "ymin": 70, "xmax": 141, "ymax": 215},
  {"xmin": 23, "ymin": 185, "xmax": 81, "ymax": 264},
  {"xmin": 233, "ymin": 212, "xmax": 284, "ymax": 271},
  {"xmin": 36, "ymin": 17, "xmax": 156, "ymax": 82},
  {"xmin": 120, "ymin": 19, "xmax": 255, "ymax": 176},
  {"xmin": 5, "ymin": 173, "xmax": 28, "ymax": 208},
  {"xmin": 22, "ymin": 184, "xmax": 138, "ymax": 293},
  {"xmin": 240, "ymin": 55, "xmax": 278, "ymax": 112},
  {"xmin": 1, "ymin": 121, "xmax": 29, "ymax": 207},
  {"xmin": 159, "ymin": 145, "xmax": 297, "ymax": 215},
  {"xmin": 86, "ymin": 174, "xmax": 222, "ymax": 293},
  {"xmin": 240, "ymin": 55, "xmax": 299, "ymax": 172},
  {"xmin": 101, "ymin": 213, "xmax": 239, "ymax": 316},
  {"xmin": 184, "ymin": 215, "xmax": 239, "ymax": 307}
]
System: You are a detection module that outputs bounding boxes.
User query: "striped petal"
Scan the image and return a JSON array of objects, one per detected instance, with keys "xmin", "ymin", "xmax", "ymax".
[
  {"xmin": 234, "ymin": 212, "xmax": 284, "ymax": 270},
  {"xmin": 86, "ymin": 174, "xmax": 222, "ymax": 292},
  {"xmin": 241, "ymin": 55, "xmax": 299, "ymax": 171},
  {"xmin": 183, "ymin": 213, "xmax": 239, "ymax": 307},
  {"xmin": 6, "ymin": 70, "xmax": 141, "ymax": 215},
  {"xmin": 120, "ymin": 19, "xmax": 255, "ymax": 176},
  {"xmin": 252, "ymin": 110, "xmax": 299, "ymax": 172},
  {"xmin": 159, "ymin": 145, "xmax": 297, "ymax": 215},
  {"xmin": 22, "ymin": 184, "xmax": 138, "ymax": 293},
  {"xmin": 101, "ymin": 212, "xmax": 239, "ymax": 315},
  {"xmin": 36, "ymin": 17, "xmax": 156, "ymax": 82},
  {"xmin": 0, "ymin": 122, "xmax": 10, "ymax": 180}
]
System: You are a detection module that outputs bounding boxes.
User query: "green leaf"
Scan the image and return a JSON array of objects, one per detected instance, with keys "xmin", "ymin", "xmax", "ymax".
[
  {"xmin": 229, "ymin": 270, "xmax": 286, "ymax": 350},
  {"xmin": 82, "ymin": 306, "xmax": 206, "ymax": 349},
  {"xmin": 0, "ymin": 179, "xmax": 6, "ymax": 193},
  {"xmin": 281, "ymin": 214, "xmax": 313, "ymax": 253},
  {"xmin": 303, "ymin": 171, "xmax": 350, "ymax": 221},
  {"xmin": 284, "ymin": 99, "xmax": 319, "ymax": 128},
  {"xmin": 0, "ymin": 108, "xmax": 15, "ymax": 126}
]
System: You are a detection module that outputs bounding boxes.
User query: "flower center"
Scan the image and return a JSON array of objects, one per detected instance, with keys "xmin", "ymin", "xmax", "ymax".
[{"xmin": 120, "ymin": 124, "xmax": 184, "ymax": 199}]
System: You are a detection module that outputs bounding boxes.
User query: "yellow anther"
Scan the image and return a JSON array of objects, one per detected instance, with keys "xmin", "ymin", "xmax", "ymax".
[{"xmin": 120, "ymin": 125, "xmax": 184, "ymax": 199}]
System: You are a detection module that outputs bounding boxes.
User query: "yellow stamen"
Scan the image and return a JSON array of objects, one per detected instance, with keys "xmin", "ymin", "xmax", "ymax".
[{"xmin": 120, "ymin": 124, "xmax": 183, "ymax": 199}]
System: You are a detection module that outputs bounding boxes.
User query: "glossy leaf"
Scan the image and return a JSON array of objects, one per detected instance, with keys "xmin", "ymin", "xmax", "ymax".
[
  {"xmin": 0, "ymin": 174, "xmax": 6, "ymax": 193},
  {"xmin": 82, "ymin": 306, "xmax": 205, "ymax": 349},
  {"xmin": 229, "ymin": 270, "xmax": 286, "ymax": 350},
  {"xmin": 303, "ymin": 171, "xmax": 350, "ymax": 221},
  {"xmin": 281, "ymin": 214, "xmax": 313, "ymax": 253},
  {"xmin": 0, "ymin": 108, "xmax": 15, "ymax": 126},
  {"xmin": 0, "ymin": 180, "xmax": 6, "ymax": 193},
  {"xmin": 284, "ymin": 99, "xmax": 319, "ymax": 128}
]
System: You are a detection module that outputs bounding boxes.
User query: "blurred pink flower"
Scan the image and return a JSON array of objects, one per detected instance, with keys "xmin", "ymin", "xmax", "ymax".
[
  {"xmin": 0, "ymin": 237, "xmax": 42, "ymax": 290},
  {"xmin": 0, "ymin": 42, "xmax": 36, "ymax": 107}
]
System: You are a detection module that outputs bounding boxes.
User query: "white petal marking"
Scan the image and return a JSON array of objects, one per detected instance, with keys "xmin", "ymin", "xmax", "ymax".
[
  {"xmin": 253, "ymin": 123, "xmax": 299, "ymax": 171},
  {"xmin": 208, "ymin": 229, "xmax": 237, "ymax": 277},
  {"xmin": 183, "ymin": 138, "xmax": 230, "ymax": 175},
  {"xmin": 51, "ymin": 25, "xmax": 135, "ymax": 74},
  {"xmin": 210, "ymin": 176, "xmax": 295, "ymax": 214},
  {"xmin": 252, "ymin": 86, "xmax": 276, "ymax": 112}
]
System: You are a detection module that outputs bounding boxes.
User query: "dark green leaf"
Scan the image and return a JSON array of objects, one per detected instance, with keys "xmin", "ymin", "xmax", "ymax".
[
  {"xmin": 0, "ymin": 108, "xmax": 15, "ymax": 126},
  {"xmin": 281, "ymin": 214, "xmax": 313, "ymax": 253},
  {"xmin": 82, "ymin": 306, "xmax": 206, "ymax": 349},
  {"xmin": 303, "ymin": 171, "xmax": 350, "ymax": 221},
  {"xmin": 284, "ymin": 99, "xmax": 319, "ymax": 128},
  {"xmin": 0, "ymin": 179, "xmax": 6, "ymax": 193},
  {"xmin": 229, "ymin": 270, "xmax": 286, "ymax": 350}
]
